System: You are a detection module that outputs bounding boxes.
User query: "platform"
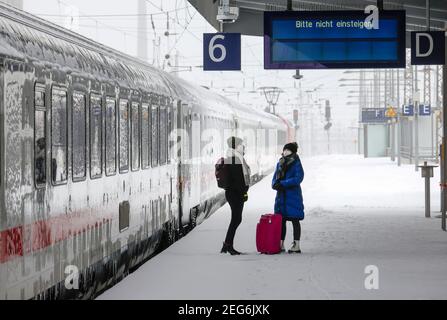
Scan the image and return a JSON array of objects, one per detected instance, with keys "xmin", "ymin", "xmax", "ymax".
[{"xmin": 97, "ymin": 155, "xmax": 447, "ymax": 300}]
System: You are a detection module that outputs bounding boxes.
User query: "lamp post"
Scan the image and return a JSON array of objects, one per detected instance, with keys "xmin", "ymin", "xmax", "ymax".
[{"xmin": 258, "ymin": 86, "xmax": 283, "ymax": 115}]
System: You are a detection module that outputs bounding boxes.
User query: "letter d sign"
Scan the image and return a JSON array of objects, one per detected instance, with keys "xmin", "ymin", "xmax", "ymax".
[{"xmin": 411, "ymin": 31, "xmax": 445, "ymax": 65}]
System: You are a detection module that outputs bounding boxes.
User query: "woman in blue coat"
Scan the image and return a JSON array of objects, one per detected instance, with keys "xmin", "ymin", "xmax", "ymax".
[{"xmin": 272, "ymin": 142, "xmax": 304, "ymax": 253}]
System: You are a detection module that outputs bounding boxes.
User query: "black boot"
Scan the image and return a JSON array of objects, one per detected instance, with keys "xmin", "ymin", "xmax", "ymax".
[{"xmin": 221, "ymin": 242, "xmax": 241, "ymax": 255}]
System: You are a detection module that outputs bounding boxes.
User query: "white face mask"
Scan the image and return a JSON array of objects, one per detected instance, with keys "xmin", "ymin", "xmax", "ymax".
[{"xmin": 283, "ymin": 149, "xmax": 292, "ymax": 157}]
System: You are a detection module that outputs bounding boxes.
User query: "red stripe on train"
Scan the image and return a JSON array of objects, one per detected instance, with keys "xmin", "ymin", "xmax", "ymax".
[
  {"xmin": 0, "ymin": 213, "xmax": 113, "ymax": 264},
  {"xmin": 0, "ymin": 226, "xmax": 24, "ymax": 263}
]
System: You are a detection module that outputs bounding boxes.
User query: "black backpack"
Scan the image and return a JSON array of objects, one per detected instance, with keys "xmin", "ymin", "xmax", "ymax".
[{"xmin": 215, "ymin": 157, "xmax": 230, "ymax": 189}]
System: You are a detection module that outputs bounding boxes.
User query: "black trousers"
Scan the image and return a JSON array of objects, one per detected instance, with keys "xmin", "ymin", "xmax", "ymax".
[
  {"xmin": 224, "ymin": 190, "xmax": 244, "ymax": 245},
  {"xmin": 281, "ymin": 218, "xmax": 301, "ymax": 241}
]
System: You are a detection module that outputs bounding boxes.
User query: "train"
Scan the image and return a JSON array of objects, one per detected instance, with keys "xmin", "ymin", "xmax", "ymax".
[{"xmin": 0, "ymin": 3, "xmax": 291, "ymax": 300}]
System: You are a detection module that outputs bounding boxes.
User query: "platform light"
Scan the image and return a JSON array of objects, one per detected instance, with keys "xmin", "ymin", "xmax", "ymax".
[{"xmin": 216, "ymin": 0, "xmax": 239, "ymax": 24}]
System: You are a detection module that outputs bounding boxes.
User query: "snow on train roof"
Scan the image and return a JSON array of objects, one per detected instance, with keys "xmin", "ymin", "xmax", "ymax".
[
  {"xmin": 0, "ymin": 3, "xmax": 173, "ymax": 95},
  {"xmin": 0, "ymin": 3, "xmax": 283, "ymax": 127},
  {"xmin": 171, "ymin": 75, "xmax": 283, "ymax": 126}
]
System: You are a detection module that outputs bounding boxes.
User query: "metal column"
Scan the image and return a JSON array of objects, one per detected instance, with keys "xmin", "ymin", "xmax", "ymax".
[
  {"xmin": 442, "ymin": 32, "xmax": 447, "ymax": 231},
  {"xmin": 397, "ymin": 111, "xmax": 401, "ymax": 166},
  {"xmin": 414, "ymin": 65, "xmax": 420, "ymax": 171},
  {"xmin": 415, "ymin": 106, "xmax": 419, "ymax": 171},
  {"xmin": 137, "ymin": 0, "xmax": 148, "ymax": 62},
  {"xmin": 425, "ymin": 170, "xmax": 431, "ymax": 218},
  {"xmin": 397, "ymin": 69, "xmax": 402, "ymax": 166}
]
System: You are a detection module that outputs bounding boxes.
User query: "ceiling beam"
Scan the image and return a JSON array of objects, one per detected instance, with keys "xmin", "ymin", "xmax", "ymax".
[{"xmin": 188, "ymin": 0, "xmax": 447, "ymax": 47}]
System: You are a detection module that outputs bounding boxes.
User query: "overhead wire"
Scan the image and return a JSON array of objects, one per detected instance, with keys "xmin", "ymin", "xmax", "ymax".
[{"xmin": 35, "ymin": 6, "xmax": 190, "ymax": 18}]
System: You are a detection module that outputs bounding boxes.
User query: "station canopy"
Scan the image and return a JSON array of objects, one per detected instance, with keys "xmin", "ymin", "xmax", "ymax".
[{"xmin": 187, "ymin": 0, "xmax": 447, "ymax": 48}]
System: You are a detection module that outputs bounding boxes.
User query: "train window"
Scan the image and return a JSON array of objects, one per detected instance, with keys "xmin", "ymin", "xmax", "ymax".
[
  {"xmin": 72, "ymin": 92, "xmax": 86, "ymax": 180},
  {"xmin": 105, "ymin": 98, "xmax": 116, "ymax": 176},
  {"xmin": 119, "ymin": 99, "xmax": 129, "ymax": 172},
  {"xmin": 35, "ymin": 90, "xmax": 45, "ymax": 107},
  {"xmin": 90, "ymin": 95, "xmax": 102, "ymax": 178},
  {"xmin": 167, "ymin": 105, "xmax": 172, "ymax": 164},
  {"xmin": 51, "ymin": 88, "xmax": 68, "ymax": 184},
  {"xmin": 151, "ymin": 104, "xmax": 159, "ymax": 167},
  {"xmin": 141, "ymin": 103, "xmax": 150, "ymax": 169},
  {"xmin": 131, "ymin": 102, "xmax": 140, "ymax": 171},
  {"xmin": 34, "ymin": 89, "xmax": 46, "ymax": 186},
  {"xmin": 159, "ymin": 105, "xmax": 167, "ymax": 165}
]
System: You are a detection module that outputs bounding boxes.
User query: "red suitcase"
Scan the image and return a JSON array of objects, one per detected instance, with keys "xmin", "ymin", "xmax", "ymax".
[{"xmin": 256, "ymin": 214, "xmax": 282, "ymax": 254}]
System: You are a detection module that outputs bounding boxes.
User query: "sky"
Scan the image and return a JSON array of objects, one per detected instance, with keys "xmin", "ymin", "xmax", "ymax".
[{"xmin": 21, "ymin": 0, "xmax": 359, "ymax": 152}]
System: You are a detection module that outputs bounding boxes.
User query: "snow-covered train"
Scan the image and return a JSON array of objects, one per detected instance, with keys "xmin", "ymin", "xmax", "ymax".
[{"xmin": 0, "ymin": 4, "xmax": 291, "ymax": 299}]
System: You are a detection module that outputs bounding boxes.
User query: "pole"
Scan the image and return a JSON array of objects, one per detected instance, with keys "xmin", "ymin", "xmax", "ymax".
[
  {"xmin": 397, "ymin": 69, "xmax": 402, "ymax": 166},
  {"xmin": 441, "ymin": 140, "xmax": 445, "ymax": 214},
  {"xmin": 310, "ymin": 111, "xmax": 314, "ymax": 156},
  {"xmin": 425, "ymin": 166, "xmax": 431, "ymax": 218},
  {"xmin": 364, "ymin": 124, "xmax": 368, "ymax": 158},
  {"xmin": 415, "ymin": 65, "xmax": 419, "ymax": 172},
  {"xmin": 137, "ymin": 0, "xmax": 148, "ymax": 62},
  {"xmin": 415, "ymin": 102, "xmax": 419, "ymax": 171},
  {"xmin": 397, "ymin": 111, "xmax": 401, "ymax": 166},
  {"xmin": 436, "ymin": 67, "xmax": 440, "ymax": 163},
  {"xmin": 391, "ymin": 119, "xmax": 395, "ymax": 161},
  {"xmin": 442, "ymin": 27, "xmax": 447, "ymax": 231}
]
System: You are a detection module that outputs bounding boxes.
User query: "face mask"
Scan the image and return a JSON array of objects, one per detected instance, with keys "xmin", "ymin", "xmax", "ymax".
[{"xmin": 283, "ymin": 149, "xmax": 292, "ymax": 157}]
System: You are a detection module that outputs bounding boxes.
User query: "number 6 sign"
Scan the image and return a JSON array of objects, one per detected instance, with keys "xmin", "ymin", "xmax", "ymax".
[{"xmin": 203, "ymin": 33, "xmax": 241, "ymax": 71}]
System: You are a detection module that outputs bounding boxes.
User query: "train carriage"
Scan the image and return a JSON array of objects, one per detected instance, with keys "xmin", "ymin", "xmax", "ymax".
[{"xmin": 0, "ymin": 3, "xmax": 290, "ymax": 300}]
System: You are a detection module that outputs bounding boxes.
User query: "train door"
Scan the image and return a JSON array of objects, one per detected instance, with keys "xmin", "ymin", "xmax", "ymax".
[
  {"xmin": 190, "ymin": 110, "xmax": 201, "ymax": 212},
  {"xmin": 169, "ymin": 100, "xmax": 178, "ymax": 230},
  {"xmin": 177, "ymin": 100, "xmax": 192, "ymax": 228}
]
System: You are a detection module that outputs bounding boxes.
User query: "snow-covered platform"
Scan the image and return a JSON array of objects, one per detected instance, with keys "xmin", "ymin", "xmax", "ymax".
[{"xmin": 98, "ymin": 155, "xmax": 447, "ymax": 300}]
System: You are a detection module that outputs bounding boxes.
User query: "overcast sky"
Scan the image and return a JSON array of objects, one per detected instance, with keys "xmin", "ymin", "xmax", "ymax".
[{"xmin": 22, "ymin": 0, "xmax": 358, "ymax": 133}]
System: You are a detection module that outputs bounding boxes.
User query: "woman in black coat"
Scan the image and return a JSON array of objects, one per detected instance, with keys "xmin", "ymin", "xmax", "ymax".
[{"xmin": 221, "ymin": 136, "xmax": 250, "ymax": 255}]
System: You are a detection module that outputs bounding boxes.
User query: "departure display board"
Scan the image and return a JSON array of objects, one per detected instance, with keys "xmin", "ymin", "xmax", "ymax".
[{"xmin": 264, "ymin": 10, "xmax": 406, "ymax": 69}]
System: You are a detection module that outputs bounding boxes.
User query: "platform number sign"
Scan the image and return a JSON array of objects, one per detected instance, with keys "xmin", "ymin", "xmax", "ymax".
[{"xmin": 203, "ymin": 33, "xmax": 241, "ymax": 71}]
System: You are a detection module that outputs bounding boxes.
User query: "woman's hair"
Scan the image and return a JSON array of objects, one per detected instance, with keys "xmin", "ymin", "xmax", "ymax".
[{"xmin": 227, "ymin": 136, "xmax": 243, "ymax": 149}]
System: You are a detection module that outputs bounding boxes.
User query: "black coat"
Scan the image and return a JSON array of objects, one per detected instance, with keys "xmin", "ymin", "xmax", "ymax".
[{"xmin": 225, "ymin": 156, "xmax": 249, "ymax": 194}]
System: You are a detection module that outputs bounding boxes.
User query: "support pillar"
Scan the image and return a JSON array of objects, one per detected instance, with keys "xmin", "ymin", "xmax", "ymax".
[{"xmin": 442, "ymin": 33, "xmax": 447, "ymax": 231}]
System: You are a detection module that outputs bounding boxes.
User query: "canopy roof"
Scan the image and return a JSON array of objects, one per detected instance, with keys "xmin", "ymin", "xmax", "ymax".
[{"xmin": 188, "ymin": 0, "xmax": 447, "ymax": 47}]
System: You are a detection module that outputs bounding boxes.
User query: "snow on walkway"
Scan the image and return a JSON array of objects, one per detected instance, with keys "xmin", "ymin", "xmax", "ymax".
[{"xmin": 98, "ymin": 155, "xmax": 447, "ymax": 300}]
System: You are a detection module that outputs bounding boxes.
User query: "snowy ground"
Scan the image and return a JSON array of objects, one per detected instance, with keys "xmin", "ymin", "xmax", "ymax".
[{"xmin": 97, "ymin": 155, "xmax": 447, "ymax": 300}]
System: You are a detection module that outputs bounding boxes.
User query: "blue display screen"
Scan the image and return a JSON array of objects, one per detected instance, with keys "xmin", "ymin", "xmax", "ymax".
[{"xmin": 264, "ymin": 11, "xmax": 406, "ymax": 69}]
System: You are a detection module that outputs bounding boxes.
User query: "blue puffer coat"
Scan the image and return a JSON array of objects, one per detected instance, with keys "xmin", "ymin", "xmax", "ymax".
[{"xmin": 272, "ymin": 156, "xmax": 305, "ymax": 220}]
